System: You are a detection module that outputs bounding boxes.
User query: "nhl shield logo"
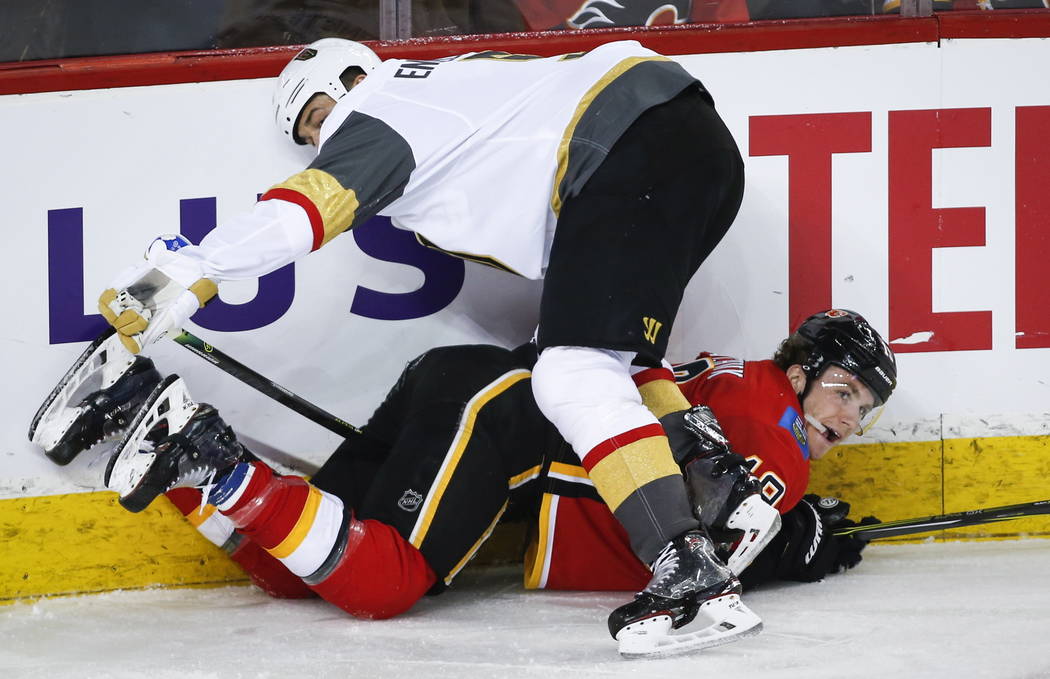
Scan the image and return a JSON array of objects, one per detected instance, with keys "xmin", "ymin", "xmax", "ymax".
[
  {"xmin": 397, "ymin": 489, "xmax": 424, "ymax": 512},
  {"xmin": 818, "ymin": 496, "xmax": 841, "ymax": 511}
]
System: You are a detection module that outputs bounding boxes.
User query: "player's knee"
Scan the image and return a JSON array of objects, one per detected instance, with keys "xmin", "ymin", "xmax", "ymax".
[
  {"xmin": 310, "ymin": 518, "xmax": 436, "ymax": 620},
  {"xmin": 532, "ymin": 346, "xmax": 646, "ymax": 448},
  {"xmin": 532, "ymin": 346, "xmax": 632, "ymax": 413}
]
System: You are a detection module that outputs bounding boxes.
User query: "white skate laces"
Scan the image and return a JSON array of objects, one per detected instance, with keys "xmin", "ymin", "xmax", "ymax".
[
  {"xmin": 647, "ymin": 543, "xmax": 680, "ymax": 591},
  {"xmin": 197, "ymin": 469, "xmax": 218, "ymax": 515},
  {"xmin": 646, "ymin": 533, "xmax": 729, "ymax": 599}
]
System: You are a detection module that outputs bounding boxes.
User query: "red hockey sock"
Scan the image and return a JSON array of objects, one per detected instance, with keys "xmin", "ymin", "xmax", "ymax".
[
  {"xmin": 163, "ymin": 487, "xmax": 314, "ymax": 599},
  {"xmin": 310, "ymin": 518, "xmax": 437, "ymax": 620},
  {"xmin": 227, "ymin": 538, "xmax": 315, "ymax": 599},
  {"xmin": 219, "ymin": 462, "xmax": 312, "ymax": 545},
  {"xmin": 216, "ymin": 462, "xmax": 437, "ymax": 618}
]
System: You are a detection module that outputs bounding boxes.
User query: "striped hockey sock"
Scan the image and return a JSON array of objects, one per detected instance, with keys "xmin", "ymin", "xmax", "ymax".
[
  {"xmin": 216, "ymin": 461, "xmax": 436, "ymax": 618},
  {"xmin": 164, "ymin": 487, "xmax": 313, "ymax": 599}
]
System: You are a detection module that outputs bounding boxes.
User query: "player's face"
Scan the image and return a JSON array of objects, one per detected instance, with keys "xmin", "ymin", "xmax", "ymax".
[
  {"xmin": 297, "ymin": 93, "xmax": 338, "ymax": 147},
  {"xmin": 800, "ymin": 365, "xmax": 877, "ymax": 460}
]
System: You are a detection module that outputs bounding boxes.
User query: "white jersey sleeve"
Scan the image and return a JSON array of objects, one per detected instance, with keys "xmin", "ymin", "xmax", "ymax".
[
  {"xmin": 175, "ymin": 198, "xmax": 313, "ymax": 281},
  {"xmin": 180, "ymin": 40, "xmax": 702, "ymax": 283}
]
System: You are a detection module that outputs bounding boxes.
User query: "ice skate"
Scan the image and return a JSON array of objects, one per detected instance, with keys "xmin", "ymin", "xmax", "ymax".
[
  {"xmin": 718, "ymin": 494, "xmax": 782, "ymax": 575},
  {"xmin": 105, "ymin": 374, "xmax": 246, "ymax": 513},
  {"xmin": 679, "ymin": 406, "xmax": 782, "ymax": 575},
  {"xmin": 29, "ymin": 328, "xmax": 162, "ymax": 465},
  {"xmin": 608, "ymin": 530, "xmax": 762, "ymax": 659}
]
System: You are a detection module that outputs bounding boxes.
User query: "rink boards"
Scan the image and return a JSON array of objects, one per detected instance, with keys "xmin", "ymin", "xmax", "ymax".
[
  {"xmin": 3, "ymin": 430, "xmax": 1048, "ymax": 602},
  {"xmin": 2, "ymin": 19, "xmax": 1050, "ymax": 601}
]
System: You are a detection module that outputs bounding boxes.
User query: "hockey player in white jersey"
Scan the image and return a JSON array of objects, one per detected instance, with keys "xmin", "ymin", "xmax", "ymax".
[{"xmin": 95, "ymin": 38, "xmax": 751, "ymax": 656}]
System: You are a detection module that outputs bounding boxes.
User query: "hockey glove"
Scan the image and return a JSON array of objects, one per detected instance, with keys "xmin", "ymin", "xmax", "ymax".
[
  {"xmin": 740, "ymin": 494, "xmax": 878, "ymax": 587},
  {"xmin": 98, "ymin": 235, "xmax": 217, "ymax": 354}
]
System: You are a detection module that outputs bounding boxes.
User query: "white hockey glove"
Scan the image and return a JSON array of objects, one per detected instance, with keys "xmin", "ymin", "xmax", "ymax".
[{"xmin": 98, "ymin": 235, "xmax": 217, "ymax": 354}]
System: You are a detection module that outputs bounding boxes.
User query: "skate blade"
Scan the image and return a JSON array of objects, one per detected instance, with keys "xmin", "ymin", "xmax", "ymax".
[
  {"xmin": 616, "ymin": 594, "xmax": 762, "ymax": 659},
  {"xmin": 725, "ymin": 495, "xmax": 783, "ymax": 575},
  {"xmin": 105, "ymin": 374, "xmax": 198, "ymax": 508},
  {"xmin": 28, "ymin": 329, "xmax": 134, "ymax": 451}
]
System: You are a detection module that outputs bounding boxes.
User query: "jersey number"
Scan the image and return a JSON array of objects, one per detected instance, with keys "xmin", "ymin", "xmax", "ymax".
[{"xmin": 744, "ymin": 455, "xmax": 787, "ymax": 508}]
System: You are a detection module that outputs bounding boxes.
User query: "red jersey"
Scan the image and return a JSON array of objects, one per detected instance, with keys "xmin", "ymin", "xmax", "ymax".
[
  {"xmin": 672, "ymin": 354, "xmax": 811, "ymax": 513},
  {"xmin": 525, "ymin": 354, "xmax": 810, "ymax": 591}
]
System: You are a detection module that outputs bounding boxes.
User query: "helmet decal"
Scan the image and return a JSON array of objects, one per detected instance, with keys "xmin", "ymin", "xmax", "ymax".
[{"xmin": 273, "ymin": 38, "xmax": 382, "ymax": 145}]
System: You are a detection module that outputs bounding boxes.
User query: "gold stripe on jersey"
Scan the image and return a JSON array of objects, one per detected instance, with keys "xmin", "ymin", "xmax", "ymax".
[
  {"xmin": 409, "ymin": 369, "xmax": 532, "ymax": 548},
  {"xmin": 509, "ymin": 464, "xmax": 543, "ymax": 490},
  {"xmin": 551, "ymin": 56, "xmax": 673, "ymax": 216},
  {"xmin": 548, "ymin": 461, "xmax": 590, "ymax": 482},
  {"xmin": 415, "ymin": 233, "xmax": 522, "ymax": 276},
  {"xmin": 587, "ymin": 435, "xmax": 681, "ymax": 512},
  {"xmin": 459, "ymin": 50, "xmax": 586, "ymax": 62},
  {"xmin": 524, "ymin": 493, "xmax": 557, "ymax": 589},
  {"xmin": 444, "ymin": 500, "xmax": 508, "ymax": 585},
  {"xmin": 637, "ymin": 378, "xmax": 691, "ymax": 419},
  {"xmin": 184, "ymin": 503, "xmax": 217, "ymax": 528},
  {"xmin": 460, "ymin": 51, "xmax": 542, "ymax": 61},
  {"xmin": 547, "ymin": 461, "xmax": 605, "ymax": 503},
  {"xmin": 267, "ymin": 485, "xmax": 323, "ymax": 559},
  {"xmin": 267, "ymin": 169, "xmax": 360, "ymax": 248}
]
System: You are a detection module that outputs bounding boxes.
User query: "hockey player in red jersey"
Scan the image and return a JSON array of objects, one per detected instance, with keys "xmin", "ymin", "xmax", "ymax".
[
  {"xmin": 535, "ymin": 309, "xmax": 894, "ymax": 593},
  {"xmin": 32, "ymin": 308, "xmax": 895, "ymax": 657},
  {"xmin": 92, "ymin": 36, "xmax": 752, "ymax": 654}
]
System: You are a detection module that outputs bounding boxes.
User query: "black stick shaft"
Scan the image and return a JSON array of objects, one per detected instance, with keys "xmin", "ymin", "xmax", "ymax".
[
  {"xmin": 171, "ymin": 330, "xmax": 361, "ymax": 438},
  {"xmin": 834, "ymin": 499, "xmax": 1050, "ymax": 541}
]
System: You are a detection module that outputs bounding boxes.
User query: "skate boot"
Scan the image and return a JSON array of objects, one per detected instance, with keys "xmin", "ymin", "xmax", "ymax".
[
  {"xmin": 668, "ymin": 405, "xmax": 781, "ymax": 575},
  {"xmin": 29, "ymin": 329, "xmax": 162, "ymax": 465},
  {"xmin": 684, "ymin": 443, "xmax": 782, "ymax": 575},
  {"xmin": 105, "ymin": 375, "xmax": 246, "ymax": 513},
  {"xmin": 608, "ymin": 529, "xmax": 762, "ymax": 658}
]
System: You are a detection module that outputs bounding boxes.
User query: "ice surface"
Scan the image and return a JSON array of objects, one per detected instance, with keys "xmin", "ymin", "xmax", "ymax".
[{"xmin": 2, "ymin": 540, "xmax": 1048, "ymax": 679}]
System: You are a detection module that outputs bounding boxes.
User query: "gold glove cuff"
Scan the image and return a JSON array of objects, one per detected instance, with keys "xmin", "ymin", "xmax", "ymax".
[
  {"xmin": 97, "ymin": 288, "xmax": 118, "ymax": 325},
  {"xmin": 189, "ymin": 279, "xmax": 218, "ymax": 308}
]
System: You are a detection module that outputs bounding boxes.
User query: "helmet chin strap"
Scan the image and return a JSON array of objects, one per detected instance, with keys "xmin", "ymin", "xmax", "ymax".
[
  {"xmin": 804, "ymin": 413, "xmax": 828, "ymax": 435},
  {"xmin": 798, "ymin": 371, "xmax": 838, "ymax": 439}
]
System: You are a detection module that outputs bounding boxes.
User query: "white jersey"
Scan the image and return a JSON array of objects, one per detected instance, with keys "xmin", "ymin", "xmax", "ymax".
[{"xmin": 180, "ymin": 40, "xmax": 701, "ymax": 282}]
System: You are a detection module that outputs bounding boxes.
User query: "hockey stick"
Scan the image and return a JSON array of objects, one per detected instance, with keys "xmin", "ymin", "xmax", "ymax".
[
  {"xmin": 170, "ymin": 330, "xmax": 362, "ymax": 439},
  {"xmin": 833, "ymin": 499, "xmax": 1050, "ymax": 542}
]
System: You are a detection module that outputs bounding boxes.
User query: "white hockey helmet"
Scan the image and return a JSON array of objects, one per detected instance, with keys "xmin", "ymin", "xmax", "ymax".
[{"xmin": 273, "ymin": 37, "xmax": 382, "ymax": 145}]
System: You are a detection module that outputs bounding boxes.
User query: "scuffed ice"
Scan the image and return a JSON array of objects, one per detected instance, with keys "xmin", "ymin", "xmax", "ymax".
[{"xmin": 1, "ymin": 541, "xmax": 1048, "ymax": 679}]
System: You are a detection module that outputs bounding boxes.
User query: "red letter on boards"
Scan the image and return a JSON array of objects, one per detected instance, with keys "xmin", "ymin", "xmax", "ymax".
[
  {"xmin": 887, "ymin": 108, "xmax": 992, "ymax": 353},
  {"xmin": 1015, "ymin": 106, "xmax": 1050, "ymax": 349},
  {"xmin": 749, "ymin": 113, "xmax": 871, "ymax": 333}
]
